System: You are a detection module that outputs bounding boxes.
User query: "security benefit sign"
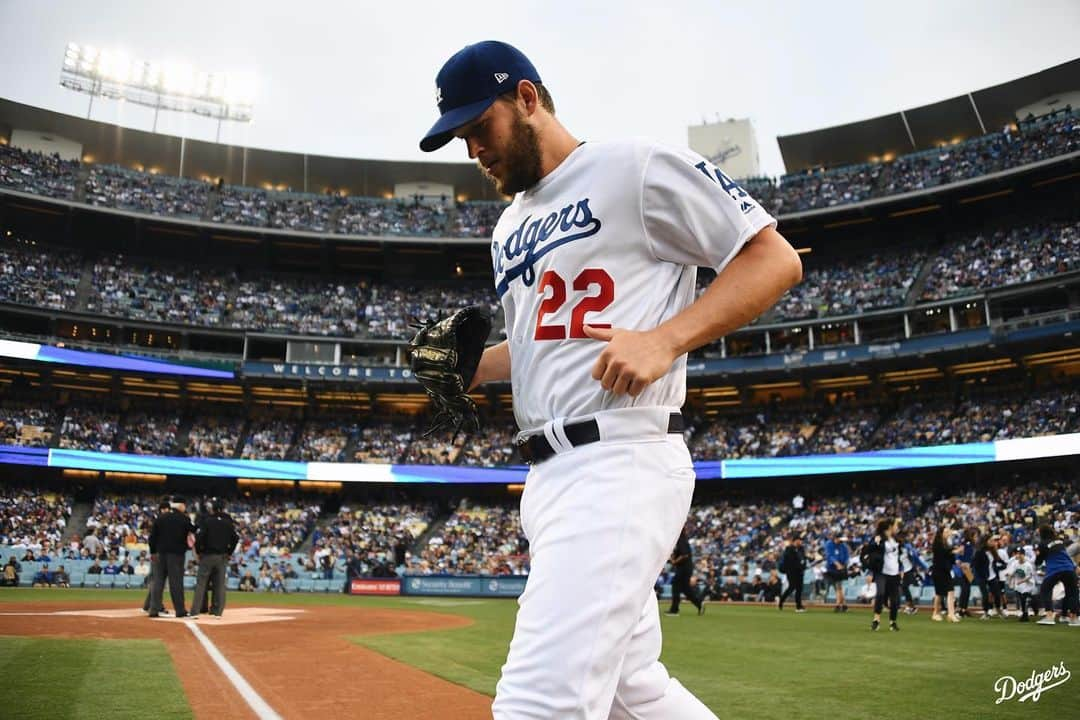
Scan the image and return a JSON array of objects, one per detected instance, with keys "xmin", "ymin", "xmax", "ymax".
[
  {"xmin": 243, "ymin": 362, "xmax": 413, "ymax": 382},
  {"xmin": 401, "ymin": 575, "xmax": 528, "ymax": 598},
  {"xmin": 349, "ymin": 578, "xmax": 402, "ymax": 596}
]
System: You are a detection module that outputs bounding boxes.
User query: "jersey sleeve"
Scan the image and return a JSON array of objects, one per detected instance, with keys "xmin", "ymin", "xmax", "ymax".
[{"xmin": 641, "ymin": 143, "xmax": 777, "ymax": 273}]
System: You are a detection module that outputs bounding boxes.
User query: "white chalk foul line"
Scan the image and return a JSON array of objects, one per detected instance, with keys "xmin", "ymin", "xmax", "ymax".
[{"xmin": 185, "ymin": 620, "xmax": 282, "ymax": 720}]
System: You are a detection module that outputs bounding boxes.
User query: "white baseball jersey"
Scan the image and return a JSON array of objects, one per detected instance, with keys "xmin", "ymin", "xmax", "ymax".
[{"xmin": 490, "ymin": 138, "xmax": 776, "ymax": 433}]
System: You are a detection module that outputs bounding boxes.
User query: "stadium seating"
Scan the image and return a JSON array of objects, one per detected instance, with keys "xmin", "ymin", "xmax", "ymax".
[{"xmin": 1, "ymin": 108, "xmax": 1075, "ymax": 232}]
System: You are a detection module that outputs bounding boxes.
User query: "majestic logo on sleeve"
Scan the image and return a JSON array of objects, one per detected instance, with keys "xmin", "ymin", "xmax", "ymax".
[{"xmin": 493, "ymin": 198, "xmax": 602, "ymax": 297}]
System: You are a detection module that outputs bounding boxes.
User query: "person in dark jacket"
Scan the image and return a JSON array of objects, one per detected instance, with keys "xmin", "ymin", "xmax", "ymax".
[
  {"xmin": 148, "ymin": 497, "xmax": 195, "ymax": 618},
  {"xmin": 190, "ymin": 498, "xmax": 239, "ymax": 619},
  {"xmin": 870, "ymin": 518, "xmax": 902, "ymax": 632},
  {"xmin": 1034, "ymin": 525, "xmax": 1080, "ymax": 626},
  {"xmin": 930, "ymin": 524, "xmax": 961, "ymax": 622},
  {"xmin": 665, "ymin": 526, "xmax": 704, "ymax": 616},
  {"xmin": 142, "ymin": 498, "xmax": 171, "ymax": 614},
  {"xmin": 778, "ymin": 535, "xmax": 807, "ymax": 612},
  {"xmin": 956, "ymin": 527, "xmax": 978, "ymax": 617}
]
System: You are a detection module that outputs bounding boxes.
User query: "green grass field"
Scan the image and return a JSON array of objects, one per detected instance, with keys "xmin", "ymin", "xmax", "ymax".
[
  {"xmin": 2, "ymin": 588, "xmax": 1078, "ymax": 719},
  {"xmin": 0, "ymin": 634, "xmax": 191, "ymax": 719}
]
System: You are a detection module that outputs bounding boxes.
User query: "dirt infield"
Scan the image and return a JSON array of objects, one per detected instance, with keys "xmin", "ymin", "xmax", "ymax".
[{"xmin": 0, "ymin": 601, "xmax": 494, "ymax": 719}]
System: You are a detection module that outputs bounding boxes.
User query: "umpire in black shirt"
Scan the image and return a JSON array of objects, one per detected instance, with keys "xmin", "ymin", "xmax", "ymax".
[
  {"xmin": 666, "ymin": 525, "xmax": 704, "ymax": 616},
  {"xmin": 142, "ymin": 498, "xmax": 171, "ymax": 614},
  {"xmin": 148, "ymin": 496, "xmax": 195, "ymax": 618},
  {"xmin": 190, "ymin": 498, "xmax": 239, "ymax": 618}
]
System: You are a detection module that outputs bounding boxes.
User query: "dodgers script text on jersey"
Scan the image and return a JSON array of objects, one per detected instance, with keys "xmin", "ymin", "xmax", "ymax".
[{"xmin": 490, "ymin": 138, "xmax": 777, "ymax": 433}]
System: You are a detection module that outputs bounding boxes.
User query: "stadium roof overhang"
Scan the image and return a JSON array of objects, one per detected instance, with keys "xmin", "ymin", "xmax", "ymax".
[{"xmin": 777, "ymin": 58, "xmax": 1080, "ymax": 173}]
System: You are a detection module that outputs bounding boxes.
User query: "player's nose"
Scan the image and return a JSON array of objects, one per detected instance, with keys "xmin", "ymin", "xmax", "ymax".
[{"xmin": 465, "ymin": 136, "xmax": 482, "ymax": 159}]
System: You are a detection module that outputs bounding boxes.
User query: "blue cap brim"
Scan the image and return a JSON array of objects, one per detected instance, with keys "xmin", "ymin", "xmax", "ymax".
[{"xmin": 419, "ymin": 97, "xmax": 496, "ymax": 152}]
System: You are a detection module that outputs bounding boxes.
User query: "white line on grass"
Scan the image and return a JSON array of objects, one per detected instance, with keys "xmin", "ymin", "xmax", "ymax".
[{"xmin": 185, "ymin": 620, "xmax": 282, "ymax": 720}]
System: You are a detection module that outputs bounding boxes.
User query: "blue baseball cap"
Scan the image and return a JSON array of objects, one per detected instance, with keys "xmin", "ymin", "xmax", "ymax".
[{"xmin": 420, "ymin": 41, "xmax": 541, "ymax": 152}]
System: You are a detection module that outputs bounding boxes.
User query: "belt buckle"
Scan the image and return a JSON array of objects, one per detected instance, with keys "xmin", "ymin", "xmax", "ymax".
[{"xmin": 515, "ymin": 435, "xmax": 535, "ymax": 465}]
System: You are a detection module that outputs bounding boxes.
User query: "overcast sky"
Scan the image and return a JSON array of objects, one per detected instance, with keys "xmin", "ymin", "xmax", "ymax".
[{"xmin": 1, "ymin": 0, "xmax": 1077, "ymax": 177}]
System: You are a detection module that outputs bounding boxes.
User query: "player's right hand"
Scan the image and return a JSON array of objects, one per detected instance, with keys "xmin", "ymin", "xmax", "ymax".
[{"xmin": 582, "ymin": 324, "xmax": 679, "ymax": 397}]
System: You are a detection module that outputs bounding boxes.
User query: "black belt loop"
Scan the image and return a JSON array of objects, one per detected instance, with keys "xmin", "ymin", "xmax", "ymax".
[{"xmin": 517, "ymin": 412, "xmax": 683, "ymax": 465}]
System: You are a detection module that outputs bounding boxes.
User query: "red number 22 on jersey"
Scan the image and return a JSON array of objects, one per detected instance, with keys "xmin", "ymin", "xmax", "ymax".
[{"xmin": 535, "ymin": 268, "xmax": 614, "ymax": 340}]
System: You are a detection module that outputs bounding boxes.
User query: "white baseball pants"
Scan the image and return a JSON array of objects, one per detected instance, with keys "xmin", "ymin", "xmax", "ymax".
[{"xmin": 492, "ymin": 407, "xmax": 718, "ymax": 719}]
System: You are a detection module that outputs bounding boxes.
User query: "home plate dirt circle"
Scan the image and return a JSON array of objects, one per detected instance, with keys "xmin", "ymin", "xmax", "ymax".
[{"xmin": 0, "ymin": 601, "xmax": 493, "ymax": 719}]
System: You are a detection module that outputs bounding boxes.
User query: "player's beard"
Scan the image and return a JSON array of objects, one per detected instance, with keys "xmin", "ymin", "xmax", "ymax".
[{"xmin": 481, "ymin": 107, "xmax": 542, "ymax": 195}]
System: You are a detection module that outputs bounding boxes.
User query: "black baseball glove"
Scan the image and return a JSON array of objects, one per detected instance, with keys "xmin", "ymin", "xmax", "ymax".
[{"xmin": 408, "ymin": 305, "xmax": 492, "ymax": 437}]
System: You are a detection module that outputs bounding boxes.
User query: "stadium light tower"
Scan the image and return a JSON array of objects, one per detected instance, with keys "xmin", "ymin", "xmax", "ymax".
[{"xmin": 59, "ymin": 42, "xmax": 256, "ymax": 141}]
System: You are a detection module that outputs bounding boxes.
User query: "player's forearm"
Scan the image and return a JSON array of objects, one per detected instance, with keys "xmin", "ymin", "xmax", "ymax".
[
  {"xmin": 469, "ymin": 340, "xmax": 511, "ymax": 390},
  {"xmin": 655, "ymin": 226, "xmax": 802, "ymax": 357}
]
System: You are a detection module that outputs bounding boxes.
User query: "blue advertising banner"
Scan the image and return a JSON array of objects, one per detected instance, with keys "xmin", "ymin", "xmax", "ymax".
[
  {"xmin": 400, "ymin": 575, "xmax": 528, "ymax": 598},
  {"xmin": 0, "ymin": 433, "xmax": 1072, "ymax": 482},
  {"xmin": 46, "ymin": 449, "xmax": 309, "ymax": 479}
]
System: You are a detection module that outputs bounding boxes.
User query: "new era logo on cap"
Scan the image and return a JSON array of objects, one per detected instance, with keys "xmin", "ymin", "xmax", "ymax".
[{"xmin": 420, "ymin": 41, "xmax": 542, "ymax": 152}]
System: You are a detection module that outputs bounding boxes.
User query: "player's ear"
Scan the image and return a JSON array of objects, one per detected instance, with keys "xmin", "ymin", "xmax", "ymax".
[{"xmin": 517, "ymin": 80, "xmax": 539, "ymax": 115}]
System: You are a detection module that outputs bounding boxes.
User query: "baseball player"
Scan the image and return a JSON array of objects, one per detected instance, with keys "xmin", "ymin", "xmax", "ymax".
[{"xmin": 420, "ymin": 41, "xmax": 801, "ymax": 719}]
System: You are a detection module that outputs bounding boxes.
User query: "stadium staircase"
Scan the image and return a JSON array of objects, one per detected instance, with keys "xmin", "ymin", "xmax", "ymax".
[
  {"xmin": 234, "ymin": 417, "xmax": 252, "ymax": 459},
  {"xmin": 904, "ymin": 256, "xmax": 936, "ymax": 306},
  {"xmin": 327, "ymin": 202, "xmax": 347, "ymax": 231},
  {"xmin": 61, "ymin": 500, "xmax": 93, "ymax": 546},
  {"xmin": 172, "ymin": 416, "xmax": 196, "ymax": 455},
  {"xmin": 72, "ymin": 259, "xmax": 96, "ymax": 312},
  {"xmin": 285, "ymin": 421, "xmax": 303, "ymax": 460},
  {"xmin": 411, "ymin": 504, "xmax": 455, "ymax": 555},
  {"xmin": 72, "ymin": 166, "xmax": 90, "ymax": 203},
  {"xmin": 443, "ymin": 204, "xmax": 462, "ymax": 236},
  {"xmin": 295, "ymin": 496, "xmax": 343, "ymax": 556},
  {"xmin": 341, "ymin": 429, "xmax": 362, "ymax": 463},
  {"xmin": 203, "ymin": 187, "xmax": 221, "ymax": 222}
]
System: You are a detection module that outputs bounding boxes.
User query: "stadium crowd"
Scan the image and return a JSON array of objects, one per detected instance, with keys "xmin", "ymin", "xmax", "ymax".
[
  {"xmin": 1, "ymin": 108, "xmax": 1075, "ymax": 231},
  {"xmin": 0, "ymin": 485, "xmax": 71, "ymax": 549},
  {"xmin": 58, "ymin": 406, "xmax": 120, "ymax": 453},
  {"xmin": 1, "ymin": 216, "xmax": 1075, "ymax": 334},
  {"xmin": 0, "ymin": 241, "xmax": 81, "ymax": 310},
  {"xmin": 0, "ymin": 144, "xmax": 79, "ymax": 199},
  {"xmin": 307, "ymin": 502, "xmax": 436, "ymax": 578},
  {"xmin": 0, "ymin": 403, "xmax": 58, "ymax": 447},
  {"xmin": 920, "ymin": 220, "xmax": 1080, "ymax": 301},
  {"xmin": 84, "ymin": 166, "xmax": 209, "ymax": 218},
  {"xmin": 116, "ymin": 412, "xmax": 180, "ymax": 455},
  {"xmin": 407, "ymin": 501, "xmax": 529, "ymax": 575},
  {"xmin": 688, "ymin": 387, "xmax": 1079, "ymax": 460},
  {"xmin": 771, "ymin": 248, "xmax": 926, "ymax": 321}
]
